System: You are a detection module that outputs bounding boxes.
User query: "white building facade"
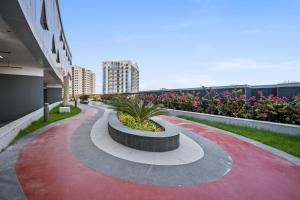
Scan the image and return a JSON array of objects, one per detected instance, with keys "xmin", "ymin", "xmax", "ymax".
[
  {"xmin": 103, "ymin": 60, "xmax": 139, "ymax": 94},
  {"xmin": 0, "ymin": 0, "xmax": 72, "ymax": 123},
  {"xmin": 69, "ymin": 66, "xmax": 96, "ymax": 96}
]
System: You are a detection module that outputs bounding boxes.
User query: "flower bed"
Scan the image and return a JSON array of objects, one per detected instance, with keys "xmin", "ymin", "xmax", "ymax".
[
  {"xmin": 117, "ymin": 111, "xmax": 164, "ymax": 132},
  {"xmin": 108, "ymin": 112, "xmax": 180, "ymax": 152},
  {"xmin": 100, "ymin": 89, "xmax": 300, "ymax": 125}
]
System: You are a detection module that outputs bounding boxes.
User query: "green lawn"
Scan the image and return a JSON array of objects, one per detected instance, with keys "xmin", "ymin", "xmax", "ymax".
[
  {"xmin": 11, "ymin": 104, "xmax": 81, "ymax": 145},
  {"xmin": 178, "ymin": 115, "xmax": 300, "ymax": 158}
]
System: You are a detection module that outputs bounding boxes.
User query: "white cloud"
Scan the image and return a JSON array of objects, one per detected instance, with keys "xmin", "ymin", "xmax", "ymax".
[{"xmin": 284, "ymin": 60, "xmax": 300, "ymax": 66}]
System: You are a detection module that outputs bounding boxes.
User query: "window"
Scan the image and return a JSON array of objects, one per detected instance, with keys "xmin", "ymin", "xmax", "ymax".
[
  {"xmin": 51, "ymin": 35, "xmax": 56, "ymax": 53},
  {"xmin": 60, "ymin": 31, "xmax": 63, "ymax": 41},
  {"xmin": 56, "ymin": 50, "xmax": 60, "ymax": 63},
  {"xmin": 40, "ymin": 0, "xmax": 49, "ymax": 30}
]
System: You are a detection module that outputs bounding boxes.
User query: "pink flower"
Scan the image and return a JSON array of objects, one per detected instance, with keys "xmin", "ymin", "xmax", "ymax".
[
  {"xmin": 249, "ymin": 96, "xmax": 256, "ymax": 102},
  {"xmin": 192, "ymin": 100, "xmax": 200, "ymax": 108},
  {"xmin": 215, "ymin": 97, "xmax": 221, "ymax": 103},
  {"xmin": 224, "ymin": 106, "xmax": 230, "ymax": 111},
  {"xmin": 294, "ymin": 108, "xmax": 300, "ymax": 114},
  {"xmin": 279, "ymin": 109, "xmax": 288, "ymax": 113},
  {"xmin": 282, "ymin": 97, "xmax": 289, "ymax": 101},
  {"xmin": 223, "ymin": 90, "xmax": 231, "ymax": 96}
]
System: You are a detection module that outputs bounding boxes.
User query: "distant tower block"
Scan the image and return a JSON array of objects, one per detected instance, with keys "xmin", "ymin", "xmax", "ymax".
[{"xmin": 103, "ymin": 60, "xmax": 139, "ymax": 94}]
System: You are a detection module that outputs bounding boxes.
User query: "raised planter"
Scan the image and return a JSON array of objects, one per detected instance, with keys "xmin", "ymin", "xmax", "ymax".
[
  {"xmin": 108, "ymin": 112, "xmax": 180, "ymax": 152},
  {"xmin": 168, "ymin": 109, "xmax": 300, "ymax": 136}
]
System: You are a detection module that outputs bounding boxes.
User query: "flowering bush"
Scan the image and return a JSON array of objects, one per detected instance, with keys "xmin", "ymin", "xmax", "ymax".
[
  {"xmin": 254, "ymin": 92, "xmax": 300, "ymax": 124},
  {"xmin": 100, "ymin": 90, "xmax": 300, "ymax": 125},
  {"xmin": 138, "ymin": 92, "xmax": 204, "ymax": 112},
  {"xmin": 218, "ymin": 89, "xmax": 250, "ymax": 118}
]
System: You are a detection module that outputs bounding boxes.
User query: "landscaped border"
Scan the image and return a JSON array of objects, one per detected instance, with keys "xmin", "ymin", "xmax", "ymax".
[
  {"xmin": 0, "ymin": 102, "xmax": 81, "ymax": 152},
  {"xmin": 179, "ymin": 115, "xmax": 300, "ymax": 159},
  {"xmin": 168, "ymin": 109, "xmax": 300, "ymax": 136},
  {"xmin": 0, "ymin": 102, "xmax": 61, "ymax": 151},
  {"xmin": 108, "ymin": 112, "xmax": 180, "ymax": 152}
]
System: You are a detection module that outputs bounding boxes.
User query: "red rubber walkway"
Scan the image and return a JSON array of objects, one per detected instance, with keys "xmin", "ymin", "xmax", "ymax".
[{"xmin": 16, "ymin": 107, "xmax": 300, "ymax": 200}]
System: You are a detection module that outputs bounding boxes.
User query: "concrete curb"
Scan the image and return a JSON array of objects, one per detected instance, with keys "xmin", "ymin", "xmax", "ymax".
[
  {"xmin": 176, "ymin": 117, "xmax": 300, "ymax": 167},
  {"xmin": 0, "ymin": 104, "xmax": 86, "ymax": 200},
  {"xmin": 91, "ymin": 109, "xmax": 204, "ymax": 166},
  {"xmin": 168, "ymin": 109, "xmax": 300, "ymax": 136},
  {"xmin": 108, "ymin": 112, "xmax": 180, "ymax": 152},
  {"xmin": 72, "ymin": 104, "xmax": 233, "ymax": 186}
]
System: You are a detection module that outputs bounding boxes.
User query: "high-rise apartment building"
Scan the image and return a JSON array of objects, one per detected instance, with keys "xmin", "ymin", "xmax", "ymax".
[
  {"xmin": 103, "ymin": 60, "xmax": 139, "ymax": 94},
  {"xmin": 83, "ymin": 69, "xmax": 96, "ymax": 95},
  {"xmin": 69, "ymin": 66, "xmax": 96, "ymax": 96}
]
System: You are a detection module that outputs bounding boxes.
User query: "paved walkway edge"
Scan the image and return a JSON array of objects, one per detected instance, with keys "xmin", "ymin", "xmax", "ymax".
[
  {"xmin": 0, "ymin": 101, "xmax": 62, "ymax": 152},
  {"xmin": 0, "ymin": 104, "xmax": 86, "ymax": 200},
  {"xmin": 177, "ymin": 117, "xmax": 300, "ymax": 166}
]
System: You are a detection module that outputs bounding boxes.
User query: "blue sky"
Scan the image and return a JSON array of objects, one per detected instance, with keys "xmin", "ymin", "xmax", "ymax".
[{"xmin": 60, "ymin": 0, "xmax": 300, "ymax": 93}]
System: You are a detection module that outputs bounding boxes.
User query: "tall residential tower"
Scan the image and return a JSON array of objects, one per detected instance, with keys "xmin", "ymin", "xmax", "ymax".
[
  {"xmin": 69, "ymin": 65, "xmax": 96, "ymax": 96},
  {"xmin": 103, "ymin": 60, "xmax": 139, "ymax": 94}
]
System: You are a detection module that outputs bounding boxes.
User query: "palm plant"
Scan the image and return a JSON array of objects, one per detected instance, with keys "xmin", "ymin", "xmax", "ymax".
[{"xmin": 111, "ymin": 97, "xmax": 167, "ymax": 123}]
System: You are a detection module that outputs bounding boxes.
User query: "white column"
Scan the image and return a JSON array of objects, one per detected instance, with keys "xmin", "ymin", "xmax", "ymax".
[{"xmin": 63, "ymin": 75, "xmax": 69, "ymax": 106}]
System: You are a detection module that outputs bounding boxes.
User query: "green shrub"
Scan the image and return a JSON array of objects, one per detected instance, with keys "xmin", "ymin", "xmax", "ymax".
[
  {"xmin": 117, "ymin": 111, "xmax": 163, "ymax": 132},
  {"xmin": 79, "ymin": 95, "xmax": 89, "ymax": 101},
  {"xmin": 111, "ymin": 98, "xmax": 167, "ymax": 123}
]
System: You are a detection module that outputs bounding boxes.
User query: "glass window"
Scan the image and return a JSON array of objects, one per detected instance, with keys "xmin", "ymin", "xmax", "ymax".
[{"xmin": 40, "ymin": 0, "xmax": 49, "ymax": 30}]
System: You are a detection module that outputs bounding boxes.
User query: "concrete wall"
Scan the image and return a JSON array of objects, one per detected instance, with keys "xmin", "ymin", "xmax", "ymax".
[
  {"xmin": 0, "ymin": 101, "xmax": 61, "ymax": 152},
  {"xmin": 278, "ymin": 87, "xmax": 300, "ymax": 99},
  {"xmin": 131, "ymin": 83, "xmax": 300, "ymax": 100},
  {"xmin": 250, "ymin": 87, "xmax": 277, "ymax": 98},
  {"xmin": 0, "ymin": 74, "xmax": 43, "ymax": 123},
  {"xmin": 168, "ymin": 109, "xmax": 300, "ymax": 136}
]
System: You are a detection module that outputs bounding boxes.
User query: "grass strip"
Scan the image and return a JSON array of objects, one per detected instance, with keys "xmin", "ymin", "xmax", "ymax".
[
  {"xmin": 178, "ymin": 115, "xmax": 300, "ymax": 158},
  {"xmin": 11, "ymin": 104, "xmax": 81, "ymax": 145}
]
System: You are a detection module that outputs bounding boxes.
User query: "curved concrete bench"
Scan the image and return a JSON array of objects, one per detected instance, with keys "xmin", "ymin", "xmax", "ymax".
[{"xmin": 108, "ymin": 112, "xmax": 180, "ymax": 152}]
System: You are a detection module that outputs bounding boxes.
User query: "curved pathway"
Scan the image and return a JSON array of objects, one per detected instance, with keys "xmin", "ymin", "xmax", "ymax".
[
  {"xmin": 2, "ymin": 104, "xmax": 299, "ymax": 200},
  {"xmin": 71, "ymin": 108, "xmax": 232, "ymax": 186}
]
